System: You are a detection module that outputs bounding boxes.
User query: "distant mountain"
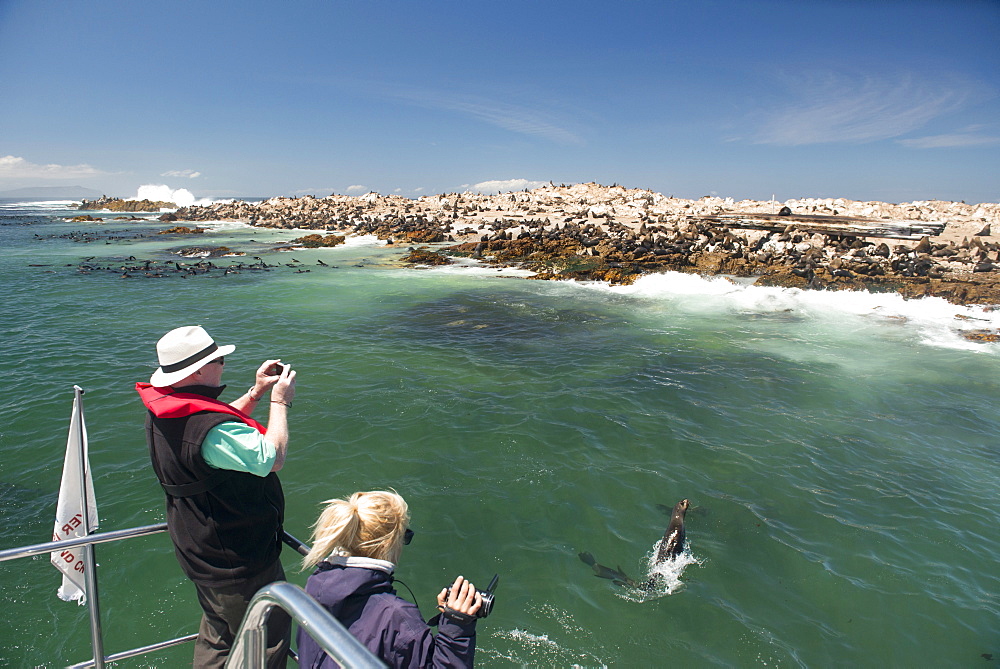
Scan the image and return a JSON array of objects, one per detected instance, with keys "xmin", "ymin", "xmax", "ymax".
[{"xmin": 0, "ymin": 185, "xmax": 106, "ymax": 199}]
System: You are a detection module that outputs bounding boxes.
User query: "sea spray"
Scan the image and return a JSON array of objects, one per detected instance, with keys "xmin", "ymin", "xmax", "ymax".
[
  {"xmin": 338, "ymin": 234, "xmax": 386, "ymax": 249},
  {"xmin": 488, "ymin": 603, "xmax": 610, "ymax": 667},
  {"xmin": 486, "ymin": 629, "xmax": 609, "ymax": 668},
  {"xmin": 132, "ymin": 184, "xmax": 215, "ymax": 208},
  {"xmin": 572, "ymin": 271, "xmax": 1000, "ymax": 353},
  {"xmin": 618, "ymin": 544, "xmax": 703, "ymax": 603}
]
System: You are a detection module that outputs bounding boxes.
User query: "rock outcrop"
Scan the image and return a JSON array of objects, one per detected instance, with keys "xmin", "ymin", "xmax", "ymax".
[
  {"xmin": 172, "ymin": 183, "xmax": 1000, "ymax": 305},
  {"xmin": 158, "ymin": 226, "xmax": 205, "ymax": 235},
  {"xmin": 401, "ymin": 247, "xmax": 452, "ymax": 265},
  {"xmin": 288, "ymin": 233, "xmax": 346, "ymax": 248},
  {"xmin": 77, "ymin": 196, "xmax": 175, "ymax": 212}
]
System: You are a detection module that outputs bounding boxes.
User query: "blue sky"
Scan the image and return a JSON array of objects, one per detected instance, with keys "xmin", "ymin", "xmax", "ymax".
[{"xmin": 1, "ymin": 0, "xmax": 997, "ymax": 203}]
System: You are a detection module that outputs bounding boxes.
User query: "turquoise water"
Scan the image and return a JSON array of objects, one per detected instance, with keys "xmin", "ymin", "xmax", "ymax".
[{"xmin": 1, "ymin": 200, "xmax": 998, "ymax": 667}]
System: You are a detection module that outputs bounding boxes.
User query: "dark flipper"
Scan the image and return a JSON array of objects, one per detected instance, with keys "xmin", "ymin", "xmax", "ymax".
[{"xmin": 578, "ymin": 552, "xmax": 637, "ymax": 587}]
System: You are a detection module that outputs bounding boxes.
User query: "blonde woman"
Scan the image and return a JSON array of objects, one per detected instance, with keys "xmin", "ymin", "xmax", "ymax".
[{"xmin": 296, "ymin": 491, "xmax": 482, "ymax": 669}]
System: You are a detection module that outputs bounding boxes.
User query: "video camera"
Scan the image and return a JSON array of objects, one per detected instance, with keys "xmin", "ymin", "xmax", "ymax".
[{"xmin": 443, "ymin": 574, "xmax": 499, "ymax": 620}]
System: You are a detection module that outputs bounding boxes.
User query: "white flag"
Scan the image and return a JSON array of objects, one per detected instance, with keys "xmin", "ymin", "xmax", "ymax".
[{"xmin": 51, "ymin": 386, "xmax": 98, "ymax": 604}]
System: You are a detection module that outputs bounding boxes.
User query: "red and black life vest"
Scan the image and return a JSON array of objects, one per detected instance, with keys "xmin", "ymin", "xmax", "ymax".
[
  {"xmin": 137, "ymin": 382, "xmax": 267, "ymax": 433},
  {"xmin": 139, "ymin": 383, "xmax": 283, "ymax": 585}
]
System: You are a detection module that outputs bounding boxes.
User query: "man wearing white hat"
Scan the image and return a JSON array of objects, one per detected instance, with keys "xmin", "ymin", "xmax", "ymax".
[{"xmin": 137, "ymin": 325, "xmax": 296, "ymax": 668}]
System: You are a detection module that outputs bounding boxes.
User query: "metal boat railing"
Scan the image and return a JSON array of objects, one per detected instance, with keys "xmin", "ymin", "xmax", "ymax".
[
  {"xmin": 0, "ymin": 522, "xmax": 193, "ymax": 667},
  {"xmin": 0, "ymin": 526, "xmax": 384, "ymax": 668},
  {"xmin": 1, "ymin": 386, "xmax": 383, "ymax": 668},
  {"xmin": 227, "ymin": 581, "xmax": 385, "ymax": 669}
]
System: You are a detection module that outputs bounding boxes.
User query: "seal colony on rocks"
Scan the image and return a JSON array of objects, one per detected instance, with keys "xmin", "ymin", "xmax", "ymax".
[{"xmin": 162, "ymin": 183, "xmax": 1000, "ymax": 306}]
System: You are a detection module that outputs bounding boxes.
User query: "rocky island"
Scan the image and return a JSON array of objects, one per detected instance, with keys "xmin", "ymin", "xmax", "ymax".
[
  {"xmin": 77, "ymin": 196, "xmax": 175, "ymax": 212},
  {"xmin": 172, "ymin": 183, "xmax": 1000, "ymax": 305}
]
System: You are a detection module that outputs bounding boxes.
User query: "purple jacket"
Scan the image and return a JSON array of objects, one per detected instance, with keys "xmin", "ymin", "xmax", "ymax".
[{"xmin": 296, "ymin": 559, "xmax": 477, "ymax": 669}]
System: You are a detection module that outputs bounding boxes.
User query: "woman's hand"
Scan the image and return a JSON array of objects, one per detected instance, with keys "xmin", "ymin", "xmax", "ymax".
[{"xmin": 436, "ymin": 575, "xmax": 482, "ymax": 619}]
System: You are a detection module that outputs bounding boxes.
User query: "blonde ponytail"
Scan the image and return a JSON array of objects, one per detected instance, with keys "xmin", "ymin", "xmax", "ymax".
[{"xmin": 302, "ymin": 490, "xmax": 410, "ymax": 570}]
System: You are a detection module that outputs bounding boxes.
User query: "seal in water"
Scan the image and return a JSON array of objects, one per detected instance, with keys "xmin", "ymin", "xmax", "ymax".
[
  {"xmin": 578, "ymin": 552, "xmax": 636, "ymax": 587},
  {"xmin": 655, "ymin": 498, "xmax": 689, "ymax": 562},
  {"xmin": 578, "ymin": 498, "xmax": 690, "ymax": 590}
]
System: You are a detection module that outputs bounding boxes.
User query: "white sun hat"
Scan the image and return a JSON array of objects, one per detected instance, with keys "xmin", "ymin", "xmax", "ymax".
[{"xmin": 149, "ymin": 325, "xmax": 236, "ymax": 387}]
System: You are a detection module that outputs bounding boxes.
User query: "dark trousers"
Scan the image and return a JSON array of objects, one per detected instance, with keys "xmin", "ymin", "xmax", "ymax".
[{"xmin": 191, "ymin": 560, "xmax": 291, "ymax": 668}]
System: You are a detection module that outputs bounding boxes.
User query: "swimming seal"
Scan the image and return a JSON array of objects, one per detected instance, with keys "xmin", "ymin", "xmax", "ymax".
[
  {"xmin": 579, "ymin": 498, "xmax": 690, "ymax": 590},
  {"xmin": 578, "ymin": 551, "xmax": 636, "ymax": 587},
  {"xmin": 655, "ymin": 498, "xmax": 689, "ymax": 562}
]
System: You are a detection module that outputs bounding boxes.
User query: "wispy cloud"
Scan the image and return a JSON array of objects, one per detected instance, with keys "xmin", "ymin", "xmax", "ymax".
[
  {"xmin": 899, "ymin": 131, "xmax": 1000, "ymax": 149},
  {"xmin": 378, "ymin": 84, "xmax": 583, "ymax": 146},
  {"xmin": 161, "ymin": 169, "xmax": 201, "ymax": 178},
  {"xmin": 469, "ymin": 178, "xmax": 549, "ymax": 194},
  {"xmin": 0, "ymin": 154, "xmax": 105, "ymax": 180},
  {"xmin": 346, "ymin": 184, "xmax": 366, "ymax": 193},
  {"xmin": 752, "ymin": 73, "xmax": 976, "ymax": 146}
]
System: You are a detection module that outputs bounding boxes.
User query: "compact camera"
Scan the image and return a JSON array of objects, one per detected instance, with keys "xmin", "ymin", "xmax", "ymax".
[
  {"xmin": 270, "ymin": 363, "xmax": 286, "ymax": 376},
  {"xmin": 443, "ymin": 574, "xmax": 499, "ymax": 619}
]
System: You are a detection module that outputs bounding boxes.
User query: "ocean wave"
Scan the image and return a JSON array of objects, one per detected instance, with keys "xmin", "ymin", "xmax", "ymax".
[
  {"xmin": 579, "ymin": 271, "xmax": 1000, "ymax": 353},
  {"xmin": 339, "ymin": 234, "xmax": 386, "ymax": 249},
  {"xmin": 422, "ymin": 261, "xmax": 536, "ymax": 278},
  {"xmin": 415, "ymin": 262, "xmax": 1000, "ymax": 351},
  {"xmin": 0, "ymin": 199, "xmax": 79, "ymax": 212},
  {"xmin": 131, "ymin": 184, "xmax": 214, "ymax": 208}
]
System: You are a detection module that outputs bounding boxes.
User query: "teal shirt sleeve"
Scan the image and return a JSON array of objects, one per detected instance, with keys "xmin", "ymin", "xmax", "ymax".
[{"xmin": 201, "ymin": 421, "xmax": 276, "ymax": 477}]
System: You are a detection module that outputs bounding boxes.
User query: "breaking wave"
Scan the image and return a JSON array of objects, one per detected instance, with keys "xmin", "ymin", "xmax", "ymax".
[
  {"xmin": 581, "ymin": 271, "xmax": 1000, "ymax": 353},
  {"xmin": 131, "ymin": 184, "xmax": 215, "ymax": 208}
]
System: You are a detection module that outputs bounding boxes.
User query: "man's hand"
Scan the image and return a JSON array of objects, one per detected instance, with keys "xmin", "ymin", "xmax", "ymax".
[
  {"xmin": 270, "ymin": 364, "xmax": 296, "ymax": 405},
  {"xmin": 252, "ymin": 359, "xmax": 286, "ymax": 398}
]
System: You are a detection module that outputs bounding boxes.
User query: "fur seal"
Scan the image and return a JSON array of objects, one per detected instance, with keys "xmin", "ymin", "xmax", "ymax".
[
  {"xmin": 578, "ymin": 498, "xmax": 690, "ymax": 590},
  {"xmin": 655, "ymin": 498, "xmax": 689, "ymax": 562},
  {"xmin": 578, "ymin": 552, "xmax": 636, "ymax": 587}
]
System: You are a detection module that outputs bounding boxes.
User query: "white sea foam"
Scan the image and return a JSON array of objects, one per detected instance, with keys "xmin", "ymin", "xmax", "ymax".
[
  {"xmin": 418, "ymin": 260, "xmax": 1000, "ymax": 351},
  {"xmin": 25, "ymin": 199, "xmax": 78, "ymax": 207},
  {"xmin": 339, "ymin": 234, "xmax": 386, "ymax": 249},
  {"xmin": 191, "ymin": 219, "xmax": 252, "ymax": 231},
  {"xmin": 130, "ymin": 184, "xmax": 214, "ymax": 208},
  {"xmin": 617, "ymin": 542, "xmax": 702, "ymax": 602},
  {"xmin": 0, "ymin": 199, "xmax": 78, "ymax": 211},
  {"xmin": 576, "ymin": 271, "xmax": 1000, "ymax": 353},
  {"xmin": 423, "ymin": 257, "xmax": 535, "ymax": 277},
  {"xmin": 489, "ymin": 612, "xmax": 609, "ymax": 667},
  {"xmin": 494, "ymin": 629, "xmax": 562, "ymax": 651}
]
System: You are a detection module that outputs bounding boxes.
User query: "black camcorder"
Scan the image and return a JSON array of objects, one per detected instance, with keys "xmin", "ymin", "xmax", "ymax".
[{"xmin": 443, "ymin": 574, "xmax": 499, "ymax": 620}]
